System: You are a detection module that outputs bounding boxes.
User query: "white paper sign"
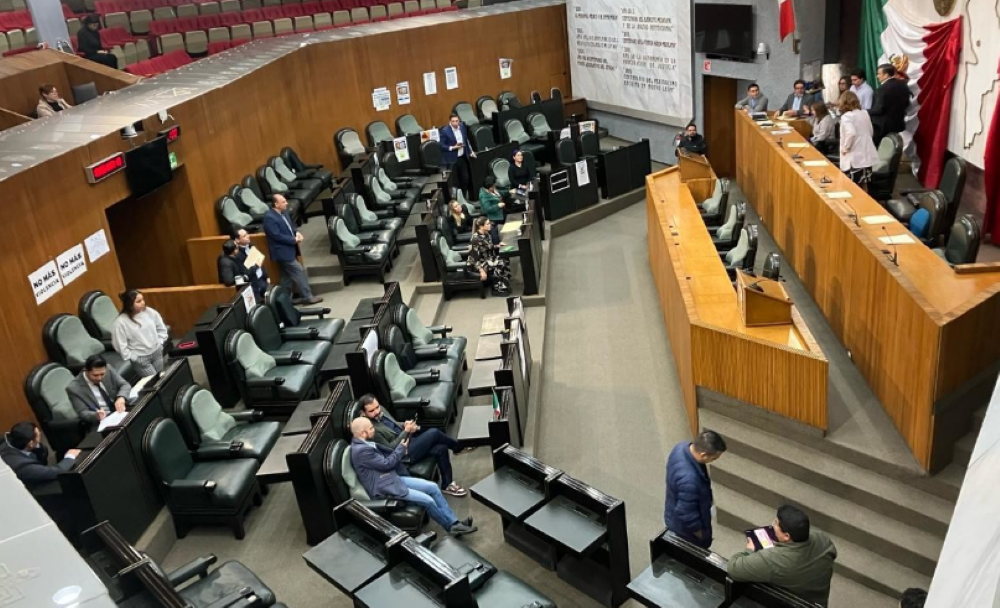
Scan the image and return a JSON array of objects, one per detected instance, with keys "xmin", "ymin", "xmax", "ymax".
[
  {"xmin": 419, "ymin": 128, "xmax": 440, "ymax": 143},
  {"xmin": 29, "ymin": 260, "xmax": 62, "ymax": 305},
  {"xmin": 444, "ymin": 66, "xmax": 459, "ymax": 90},
  {"xmin": 499, "ymin": 58, "xmax": 512, "ymax": 79},
  {"xmin": 396, "ymin": 81, "xmax": 411, "ymax": 105},
  {"xmin": 84, "ymin": 228, "xmax": 110, "ymax": 262},
  {"xmin": 802, "ymin": 160, "xmax": 829, "ymax": 167},
  {"xmin": 423, "ymin": 71, "xmax": 437, "ymax": 95},
  {"xmin": 241, "ymin": 285, "xmax": 256, "ymax": 312},
  {"xmin": 579, "ymin": 120, "xmax": 596, "ymax": 133},
  {"xmin": 826, "ymin": 191, "xmax": 853, "ymax": 199},
  {"xmin": 575, "ymin": 160, "xmax": 590, "ymax": 186},
  {"xmin": 372, "ymin": 87, "xmax": 391, "ymax": 111},
  {"xmin": 56, "ymin": 244, "xmax": 87, "ymax": 286},
  {"xmin": 393, "ymin": 137, "xmax": 410, "ymax": 162}
]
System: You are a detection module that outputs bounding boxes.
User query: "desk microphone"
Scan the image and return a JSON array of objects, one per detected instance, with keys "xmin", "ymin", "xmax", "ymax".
[
  {"xmin": 842, "ymin": 200, "xmax": 859, "ymax": 226},
  {"xmin": 745, "ymin": 275, "xmax": 783, "ymax": 293},
  {"xmin": 880, "ymin": 226, "xmax": 899, "ymax": 266},
  {"xmin": 792, "ymin": 152, "xmax": 804, "ymax": 160},
  {"xmin": 820, "ymin": 175, "xmax": 832, "ymax": 184},
  {"xmin": 777, "ymin": 138, "xmax": 784, "ymax": 148}
]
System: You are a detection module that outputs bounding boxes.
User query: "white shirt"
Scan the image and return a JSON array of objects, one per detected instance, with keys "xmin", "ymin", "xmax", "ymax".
[
  {"xmin": 88, "ymin": 379, "xmax": 110, "ymax": 412},
  {"xmin": 112, "ymin": 308, "xmax": 168, "ymax": 360},
  {"xmin": 451, "ymin": 126, "xmax": 465, "ymax": 157},
  {"xmin": 851, "ymin": 82, "xmax": 874, "ymax": 110},
  {"xmin": 839, "ymin": 110, "xmax": 880, "ymax": 171}
]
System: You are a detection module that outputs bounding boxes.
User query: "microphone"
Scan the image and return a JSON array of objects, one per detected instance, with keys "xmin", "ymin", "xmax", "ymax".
[
  {"xmin": 777, "ymin": 138, "xmax": 783, "ymax": 148},
  {"xmin": 880, "ymin": 226, "xmax": 899, "ymax": 266},
  {"xmin": 842, "ymin": 200, "xmax": 859, "ymax": 226},
  {"xmin": 820, "ymin": 175, "xmax": 832, "ymax": 184},
  {"xmin": 792, "ymin": 152, "xmax": 804, "ymax": 160},
  {"xmin": 745, "ymin": 275, "xmax": 783, "ymax": 293}
]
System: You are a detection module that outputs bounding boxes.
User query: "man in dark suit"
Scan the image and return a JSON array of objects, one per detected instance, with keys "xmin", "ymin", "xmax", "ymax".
[
  {"xmin": 359, "ymin": 394, "xmax": 471, "ymax": 497},
  {"xmin": 349, "ymin": 417, "xmax": 476, "ymax": 536},
  {"xmin": 869, "ymin": 63, "xmax": 911, "ymax": 142},
  {"xmin": 234, "ymin": 228, "xmax": 269, "ymax": 300},
  {"xmin": 217, "ymin": 239, "xmax": 249, "ymax": 289},
  {"xmin": 439, "ymin": 113, "xmax": 478, "ymax": 197},
  {"xmin": 2, "ymin": 421, "xmax": 83, "ymax": 538},
  {"xmin": 778, "ymin": 79, "xmax": 815, "ymax": 118},
  {"xmin": 676, "ymin": 123, "xmax": 708, "ymax": 158},
  {"xmin": 66, "ymin": 355, "xmax": 131, "ymax": 425},
  {"xmin": 263, "ymin": 194, "xmax": 322, "ymax": 305}
]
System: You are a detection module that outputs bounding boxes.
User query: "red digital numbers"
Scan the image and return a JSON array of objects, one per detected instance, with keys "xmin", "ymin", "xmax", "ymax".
[{"xmin": 86, "ymin": 153, "xmax": 126, "ymax": 183}]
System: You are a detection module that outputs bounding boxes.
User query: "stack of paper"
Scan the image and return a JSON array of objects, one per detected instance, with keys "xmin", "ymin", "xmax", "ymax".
[
  {"xmin": 98, "ymin": 411, "xmax": 128, "ymax": 432},
  {"xmin": 803, "ymin": 160, "xmax": 829, "ymax": 167},
  {"xmin": 861, "ymin": 215, "xmax": 895, "ymax": 225},
  {"xmin": 826, "ymin": 191, "xmax": 853, "ymax": 199},
  {"xmin": 880, "ymin": 234, "xmax": 916, "ymax": 245}
]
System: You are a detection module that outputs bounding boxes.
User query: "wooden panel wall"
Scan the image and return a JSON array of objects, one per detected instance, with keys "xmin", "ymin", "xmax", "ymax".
[
  {"xmin": 0, "ymin": 51, "xmax": 137, "ymax": 117},
  {"xmin": 0, "ymin": 7, "xmax": 570, "ymax": 431},
  {"xmin": 141, "ymin": 285, "xmax": 236, "ymax": 336},
  {"xmin": 186, "ymin": 234, "xmax": 281, "ymax": 286},
  {"xmin": 0, "ymin": 108, "xmax": 30, "ymax": 130}
]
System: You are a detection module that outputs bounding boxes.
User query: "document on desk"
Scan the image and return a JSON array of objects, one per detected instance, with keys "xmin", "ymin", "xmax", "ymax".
[
  {"xmin": 826, "ymin": 191, "xmax": 853, "ymax": 199},
  {"xmin": 771, "ymin": 129, "xmax": 793, "ymax": 136},
  {"xmin": 787, "ymin": 142, "xmax": 810, "ymax": 148},
  {"xmin": 98, "ymin": 411, "xmax": 127, "ymax": 432},
  {"xmin": 501, "ymin": 220, "xmax": 523, "ymax": 234},
  {"xmin": 802, "ymin": 160, "xmax": 829, "ymax": 167},
  {"xmin": 880, "ymin": 234, "xmax": 917, "ymax": 245},
  {"xmin": 128, "ymin": 374, "xmax": 155, "ymax": 401},
  {"xmin": 861, "ymin": 215, "xmax": 895, "ymax": 225}
]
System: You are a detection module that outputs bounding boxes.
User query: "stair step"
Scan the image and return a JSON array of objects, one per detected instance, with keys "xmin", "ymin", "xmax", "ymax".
[
  {"xmin": 936, "ymin": 462, "xmax": 965, "ymax": 491},
  {"xmin": 700, "ymin": 411, "xmax": 954, "ymax": 537},
  {"xmin": 711, "ymin": 453, "xmax": 941, "ymax": 577},
  {"xmin": 306, "ymin": 263, "xmax": 342, "ymax": 279},
  {"xmin": 713, "ymin": 485, "xmax": 932, "ymax": 598},
  {"xmin": 307, "ymin": 275, "xmax": 344, "ymax": 294},
  {"xmin": 953, "ymin": 433, "xmax": 976, "ymax": 467}
]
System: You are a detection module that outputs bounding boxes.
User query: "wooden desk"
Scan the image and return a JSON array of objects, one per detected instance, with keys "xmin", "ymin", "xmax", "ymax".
[
  {"xmin": 735, "ymin": 110, "xmax": 1000, "ymax": 470},
  {"xmin": 647, "ymin": 167, "xmax": 828, "ymax": 432}
]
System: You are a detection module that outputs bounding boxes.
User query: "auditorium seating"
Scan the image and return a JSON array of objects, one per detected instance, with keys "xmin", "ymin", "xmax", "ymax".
[
  {"xmin": 368, "ymin": 349, "xmax": 457, "ymax": 427},
  {"xmin": 79, "ymin": 290, "xmax": 172, "ymax": 356},
  {"xmin": 173, "ymin": 383, "xmax": 281, "ymax": 462},
  {"xmin": 215, "ymin": 193, "xmax": 259, "ymax": 234},
  {"xmin": 503, "ymin": 117, "xmax": 545, "ymax": 158},
  {"xmin": 709, "ymin": 201, "xmax": 745, "ymax": 251},
  {"xmin": 934, "ymin": 214, "xmax": 981, "ymax": 266},
  {"xmin": 223, "ymin": 328, "xmax": 322, "ymax": 411},
  {"xmin": 469, "ymin": 123, "xmax": 495, "ymax": 151},
  {"xmin": 245, "ymin": 301, "xmax": 334, "ymax": 365},
  {"xmin": 721, "ymin": 224, "xmax": 759, "ymax": 279},
  {"xmin": 395, "ymin": 113, "xmax": 422, "ymax": 136},
  {"xmin": 124, "ymin": 49, "xmax": 193, "ymax": 76},
  {"xmin": 367, "ymin": 174, "xmax": 413, "ymax": 218},
  {"xmin": 435, "ymin": 231, "xmax": 484, "ymax": 299},
  {"xmin": 526, "ymin": 111, "xmax": 552, "ymax": 138},
  {"xmin": 334, "ymin": 127, "xmax": 366, "ymax": 167},
  {"xmin": 387, "ymin": 302, "xmax": 467, "ymax": 364},
  {"xmin": 886, "ymin": 156, "xmax": 967, "ymax": 228},
  {"xmin": 333, "ymin": 200, "xmax": 399, "ymax": 253},
  {"xmin": 143, "ymin": 417, "xmax": 264, "ymax": 538},
  {"xmin": 23, "ymin": 362, "xmax": 87, "ymax": 457},
  {"xmin": 264, "ymin": 285, "xmax": 346, "ymax": 341},
  {"xmin": 477, "ymin": 94, "xmax": 498, "ymax": 121},
  {"xmin": 453, "ymin": 101, "xmax": 479, "ymax": 125},
  {"xmin": 379, "ymin": 321, "xmax": 464, "ymax": 382},
  {"xmin": 281, "ymin": 146, "xmax": 334, "ymax": 189},
  {"xmin": 867, "ymin": 133, "xmax": 902, "ymax": 202},
  {"xmin": 349, "ymin": 193, "xmax": 404, "ymax": 235},
  {"xmin": 327, "ymin": 216, "xmax": 394, "ymax": 284},
  {"xmin": 497, "ymin": 90, "xmax": 520, "ymax": 110},
  {"xmin": 41, "ymin": 313, "xmax": 135, "ymax": 380},
  {"xmin": 242, "ymin": 173, "xmax": 304, "ymax": 224},
  {"xmin": 257, "ymin": 162, "xmax": 319, "ymax": 214},
  {"xmin": 435, "ymin": 215, "xmax": 471, "ymax": 253}
]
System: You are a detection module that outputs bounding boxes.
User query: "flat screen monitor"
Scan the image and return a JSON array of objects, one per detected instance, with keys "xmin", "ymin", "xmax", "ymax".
[
  {"xmin": 124, "ymin": 136, "xmax": 172, "ymax": 199},
  {"xmin": 694, "ymin": 4, "xmax": 755, "ymax": 62}
]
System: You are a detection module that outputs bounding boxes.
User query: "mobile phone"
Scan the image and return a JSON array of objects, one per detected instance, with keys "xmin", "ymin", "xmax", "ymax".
[{"xmin": 744, "ymin": 526, "xmax": 776, "ymax": 550}]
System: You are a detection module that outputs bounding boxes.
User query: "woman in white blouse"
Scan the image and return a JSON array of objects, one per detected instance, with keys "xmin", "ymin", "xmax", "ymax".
[
  {"xmin": 837, "ymin": 91, "xmax": 880, "ymax": 188},
  {"xmin": 112, "ymin": 289, "xmax": 168, "ymax": 377}
]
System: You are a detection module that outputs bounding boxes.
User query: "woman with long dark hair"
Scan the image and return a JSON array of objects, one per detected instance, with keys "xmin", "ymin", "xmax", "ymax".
[
  {"xmin": 112, "ymin": 289, "xmax": 168, "ymax": 376},
  {"xmin": 466, "ymin": 216, "xmax": 510, "ymax": 296}
]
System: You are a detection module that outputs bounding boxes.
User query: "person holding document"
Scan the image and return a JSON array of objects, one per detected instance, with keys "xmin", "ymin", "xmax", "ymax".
[
  {"xmin": 66, "ymin": 355, "xmax": 131, "ymax": 425},
  {"xmin": 233, "ymin": 228, "xmax": 269, "ymax": 301}
]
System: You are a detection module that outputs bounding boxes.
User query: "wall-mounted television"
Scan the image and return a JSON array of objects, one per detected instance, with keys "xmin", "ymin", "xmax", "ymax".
[
  {"xmin": 124, "ymin": 135, "xmax": 172, "ymax": 199},
  {"xmin": 694, "ymin": 4, "xmax": 755, "ymax": 62}
]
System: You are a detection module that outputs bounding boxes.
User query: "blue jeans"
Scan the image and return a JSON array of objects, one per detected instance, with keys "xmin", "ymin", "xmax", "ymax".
[
  {"xmin": 278, "ymin": 259, "xmax": 313, "ymax": 299},
  {"xmin": 402, "ymin": 476, "xmax": 458, "ymax": 530},
  {"xmin": 407, "ymin": 428, "xmax": 460, "ymax": 488}
]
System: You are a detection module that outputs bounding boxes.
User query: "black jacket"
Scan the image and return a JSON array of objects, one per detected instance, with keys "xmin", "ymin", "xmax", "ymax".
[
  {"xmin": 869, "ymin": 78, "xmax": 910, "ymax": 137},
  {"xmin": 217, "ymin": 254, "xmax": 247, "ymax": 287},
  {"xmin": 677, "ymin": 134, "xmax": 707, "ymax": 157},
  {"xmin": 0, "ymin": 442, "xmax": 75, "ymax": 489},
  {"xmin": 77, "ymin": 27, "xmax": 103, "ymax": 57},
  {"xmin": 234, "ymin": 244, "xmax": 269, "ymax": 299}
]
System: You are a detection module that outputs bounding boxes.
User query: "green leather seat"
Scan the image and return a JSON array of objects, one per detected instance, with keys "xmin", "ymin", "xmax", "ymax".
[
  {"xmin": 380, "ymin": 323, "xmax": 463, "ymax": 384},
  {"xmin": 173, "ymin": 384, "xmax": 280, "ymax": 462},
  {"xmin": 224, "ymin": 329, "xmax": 320, "ymax": 409},
  {"xmin": 143, "ymin": 417, "xmax": 262, "ymax": 538},
  {"xmin": 388, "ymin": 303, "xmax": 467, "ymax": 364},
  {"xmin": 246, "ymin": 303, "xmax": 333, "ymax": 366},
  {"xmin": 265, "ymin": 285, "xmax": 345, "ymax": 342},
  {"xmin": 369, "ymin": 350, "xmax": 456, "ymax": 428}
]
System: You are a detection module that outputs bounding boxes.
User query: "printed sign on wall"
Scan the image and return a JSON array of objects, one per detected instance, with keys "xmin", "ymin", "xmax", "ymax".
[
  {"xmin": 56, "ymin": 244, "xmax": 87, "ymax": 286},
  {"xmin": 29, "ymin": 260, "xmax": 62, "ymax": 305}
]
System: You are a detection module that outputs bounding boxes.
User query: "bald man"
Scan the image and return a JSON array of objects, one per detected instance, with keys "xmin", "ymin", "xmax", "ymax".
[{"xmin": 349, "ymin": 417, "xmax": 477, "ymax": 537}]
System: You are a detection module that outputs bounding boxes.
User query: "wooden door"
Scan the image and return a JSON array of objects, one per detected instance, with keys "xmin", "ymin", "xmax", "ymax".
[{"xmin": 703, "ymin": 76, "xmax": 738, "ymax": 178}]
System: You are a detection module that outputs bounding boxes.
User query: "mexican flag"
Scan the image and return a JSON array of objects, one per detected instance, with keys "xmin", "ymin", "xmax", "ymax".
[{"xmin": 857, "ymin": 0, "xmax": 962, "ymax": 188}]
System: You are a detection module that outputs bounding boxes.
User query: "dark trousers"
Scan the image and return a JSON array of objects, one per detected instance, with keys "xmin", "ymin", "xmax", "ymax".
[
  {"xmin": 86, "ymin": 52, "xmax": 119, "ymax": 69},
  {"xmin": 451, "ymin": 155, "xmax": 472, "ymax": 197},
  {"xmin": 407, "ymin": 428, "xmax": 460, "ymax": 488},
  {"xmin": 671, "ymin": 527, "xmax": 713, "ymax": 549}
]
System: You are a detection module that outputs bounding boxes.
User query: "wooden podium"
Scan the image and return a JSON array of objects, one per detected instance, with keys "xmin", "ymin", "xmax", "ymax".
[
  {"xmin": 678, "ymin": 151, "xmax": 713, "ymax": 181},
  {"xmin": 736, "ymin": 269, "xmax": 793, "ymax": 327}
]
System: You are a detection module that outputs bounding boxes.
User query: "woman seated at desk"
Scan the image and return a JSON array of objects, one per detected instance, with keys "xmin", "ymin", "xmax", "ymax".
[
  {"xmin": 466, "ymin": 217, "xmax": 511, "ymax": 296},
  {"xmin": 809, "ymin": 102, "xmax": 837, "ymax": 154},
  {"xmin": 479, "ymin": 175, "xmax": 507, "ymax": 245},
  {"xmin": 448, "ymin": 200, "xmax": 473, "ymax": 233}
]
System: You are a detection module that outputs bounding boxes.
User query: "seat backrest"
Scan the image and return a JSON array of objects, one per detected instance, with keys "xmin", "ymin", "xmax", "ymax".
[
  {"xmin": 368, "ymin": 174, "xmax": 392, "ymax": 205},
  {"xmin": 555, "ymin": 138, "xmax": 577, "ymax": 165},
  {"xmin": 701, "ymin": 179, "xmax": 726, "ymax": 214},
  {"xmin": 247, "ymin": 303, "xmax": 285, "ymax": 352},
  {"xmin": 79, "ymin": 290, "xmax": 119, "ymax": 341},
  {"xmin": 938, "ymin": 156, "xmax": 967, "ymax": 207},
  {"xmin": 453, "ymin": 102, "xmax": 479, "ymax": 126},
  {"xmin": 489, "ymin": 158, "xmax": 510, "ymax": 189},
  {"xmin": 469, "ymin": 124, "xmax": 494, "ymax": 151},
  {"xmin": 229, "ymin": 329, "xmax": 277, "ymax": 379},
  {"xmin": 498, "ymin": 91, "xmax": 521, "ymax": 110},
  {"xmin": 724, "ymin": 226, "xmax": 750, "ymax": 266},
  {"xmin": 944, "ymin": 214, "xmax": 980, "ymax": 265},
  {"xmin": 239, "ymin": 185, "xmax": 270, "ymax": 219},
  {"xmin": 530, "ymin": 90, "xmax": 542, "ymax": 104},
  {"xmin": 24, "ymin": 363, "xmax": 77, "ymax": 423},
  {"xmin": 476, "ymin": 96, "xmax": 497, "ymax": 120},
  {"xmin": 335, "ymin": 201, "xmax": 363, "ymax": 234},
  {"xmin": 220, "ymin": 195, "xmax": 254, "ymax": 228},
  {"xmin": 579, "ymin": 131, "xmax": 599, "ymax": 157},
  {"xmin": 382, "ymin": 352, "xmax": 414, "ymax": 401},
  {"xmin": 331, "ymin": 216, "xmax": 362, "ymax": 250},
  {"xmin": 742, "ymin": 225, "xmax": 759, "ymax": 271},
  {"xmin": 314, "ymin": 12, "xmax": 332, "ymax": 27},
  {"xmin": 420, "ymin": 140, "xmax": 442, "ymax": 170},
  {"xmin": 143, "ymin": 418, "xmax": 194, "ymax": 484},
  {"xmin": 366, "ymin": 120, "xmax": 393, "ymax": 146},
  {"xmin": 265, "ymin": 284, "xmax": 303, "ymax": 326},
  {"xmin": 177, "ymin": 3, "xmax": 198, "ymax": 17},
  {"xmin": 716, "ymin": 203, "xmax": 739, "ymax": 242},
  {"xmin": 48, "ymin": 314, "xmax": 105, "ymax": 367},
  {"xmin": 350, "ymin": 7, "xmax": 368, "ymax": 21},
  {"xmin": 351, "ymin": 193, "xmax": 379, "ymax": 223},
  {"xmin": 504, "ymin": 119, "xmax": 529, "ymax": 144},
  {"xmin": 337, "ymin": 128, "xmax": 365, "ymax": 156},
  {"xmin": 527, "ymin": 112, "xmax": 550, "ymax": 137},
  {"xmin": 262, "ymin": 165, "xmax": 290, "ymax": 195},
  {"xmin": 762, "ymin": 252, "xmax": 781, "ymax": 280},
  {"xmin": 396, "ymin": 114, "xmax": 422, "ymax": 136},
  {"xmin": 917, "ymin": 190, "xmax": 947, "ymax": 242}
]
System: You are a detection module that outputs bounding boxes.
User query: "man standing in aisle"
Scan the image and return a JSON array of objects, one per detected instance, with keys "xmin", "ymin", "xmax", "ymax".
[
  {"xmin": 263, "ymin": 194, "xmax": 322, "ymax": 305},
  {"xmin": 440, "ymin": 114, "xmax": 477, "ymax": 197},
  {"xmin": 849, "ymin": 68, "xmax": 874, "ymax": 110},
  {"xmin": 664, "ymin": 430, "xmax": 727, "ymax": 548}
]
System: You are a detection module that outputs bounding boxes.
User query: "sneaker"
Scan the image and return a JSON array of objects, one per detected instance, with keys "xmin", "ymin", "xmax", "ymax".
[
  {"xmin": 303, "ymin": 297, "xmax": 324, "ymax": 305},
  {"xmin": 455, "ymin": 446, "xmax": 477, "ymax": 455},
  {"xmin": 449, "ymin": 522, "xmax": 478, "ymax": 537},
  {"xmin": 443, "ymin": 483, "xmax": 468, "ymax": 497},
  {"xmin": 461, "ymin": 517, "xmax": 473, "ymax": 527}
]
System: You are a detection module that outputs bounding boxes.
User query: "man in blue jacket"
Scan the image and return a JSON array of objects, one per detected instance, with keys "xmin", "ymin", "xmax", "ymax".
[
  {"xmin": 664, "ymin": 430, "xmax": 727, "ymax": 548},
  {"xmin": 439, "ymin": 114, "xmax": 477, "ymax": 197},
  {"xmin": 262, "ymin": 194, "xmax": 322, "ymax": 305},
  {"xmin": 349, "ymin": 417, "xmax": 477, "ymax": 536}
]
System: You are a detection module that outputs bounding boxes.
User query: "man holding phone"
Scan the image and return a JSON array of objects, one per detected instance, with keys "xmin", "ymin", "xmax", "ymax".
[
  {"xmin": 440, "ymin": 114, "xmax": 477, "ymax": 197},
  {"xmin": 359, "ymin": 394, "xmax": 472, "ymax": 497}
]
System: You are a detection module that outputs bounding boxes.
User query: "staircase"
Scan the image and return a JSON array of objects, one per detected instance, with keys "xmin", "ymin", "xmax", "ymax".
[{"xmin": 700, "ymin": 405, "xmax": 985, "ymax": 599}]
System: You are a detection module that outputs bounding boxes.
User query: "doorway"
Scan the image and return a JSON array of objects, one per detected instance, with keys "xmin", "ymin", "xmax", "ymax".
[{"xmin": 702, "ymin": 76, "xmax": 738, "ymax": 178}]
